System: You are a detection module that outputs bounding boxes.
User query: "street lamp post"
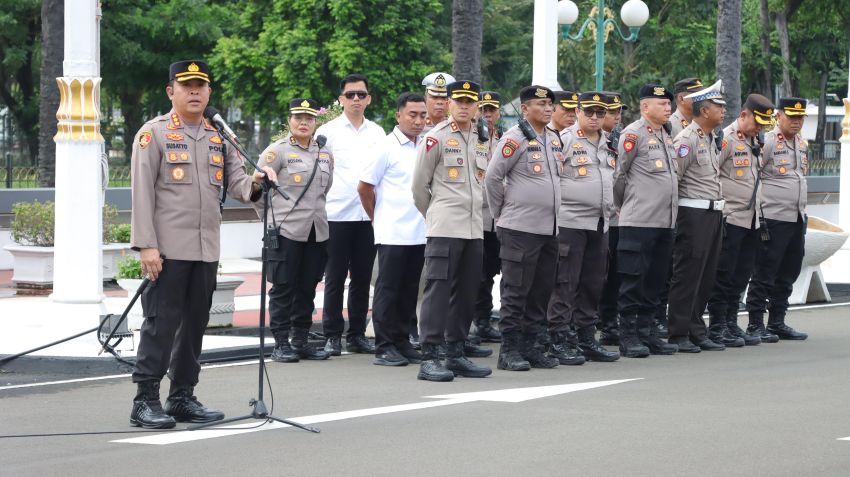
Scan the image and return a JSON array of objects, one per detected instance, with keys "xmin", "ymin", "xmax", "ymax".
[{"xmin": 558, "ymin": 0, "xmax": 649, "ymax": 91}]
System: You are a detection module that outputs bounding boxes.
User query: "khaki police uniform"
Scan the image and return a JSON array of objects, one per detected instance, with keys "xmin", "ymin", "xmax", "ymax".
[
  {"xmin": 131, "ymin": 111, "xmax": 261, "ymax": 385},
  {"xmin": 485, "ymin": 124, "xmax": 561, "ymax": 336},
  {"xmin": 667, "ymin": 121, "xmax": 724, "ymax": 343},
  {"xmin": 255, "ymin": 134, "xmax": 333, "ymax": 342},
  {"xmin": 475, "ymin": 126, "xmax": 503, "ymax": 332},
  {"xmin": 669, "ymin": 109, "xmax": 690, "ymax": 138},
  {"xmin": 412, "ymin": 118, "xmax": 487, "ymax": 345},
  {"xmin": 546, "ymin": 122, "xmax": 614, "ymax": 334}
]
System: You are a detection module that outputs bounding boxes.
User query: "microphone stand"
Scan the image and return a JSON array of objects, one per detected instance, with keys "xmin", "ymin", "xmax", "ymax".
[{"xmin": 189, "ymin": 124, "xmax": 318, "ymax": 434}]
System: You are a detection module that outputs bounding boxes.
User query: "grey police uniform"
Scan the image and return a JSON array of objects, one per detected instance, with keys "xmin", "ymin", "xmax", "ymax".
[
  {"xmin": 475, "ymin": 129, "xmax": 503, "ymax": 330},
  {"xmin": 546, "ymin": 123, "xmax": 614, "ymax": 334},
  {"xmin": 669, "ymin": 109, "xmax": 690, "ymax": 138},
  {"xmin": 667, "ymin": 121, "xmax": 724, "ymax": 343},
  {"xmin": 485, "ymin": 125, "xmax": 561, "ymax": 337},
  {"xmin": 412, "ymin": 118, "xmax": 488, "ymax": 346},
  {"xmin": 131, "ymin": 111, "xmax": 261, "ymax": 385},
  {"xmin": 255, "ymin": 135, "xmax": 333, "ymax": 342}
]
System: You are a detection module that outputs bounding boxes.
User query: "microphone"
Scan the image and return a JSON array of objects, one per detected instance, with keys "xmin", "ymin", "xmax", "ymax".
[
  {"xmin": 316, "ymin": 134, "xmax": 327, "ymax": 149},
  {"xmin": 204, "ymin": 107, "xmax": 239, "ymax": 143}
]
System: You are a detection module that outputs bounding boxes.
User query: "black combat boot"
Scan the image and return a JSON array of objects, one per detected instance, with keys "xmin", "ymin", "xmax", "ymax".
[
  {"xmin": 417, "ymin": 343, "xmax": 454, "ymax": 382},
  {"xmin": 577, "ymin": 326, "xmax": 620, "ymax": 362},
  {"xmin": 164, "ymin": 384, "xmax": 225, "ymax": 423},
  {"xmin": 130, "ymin": 380, "xmax": 177, "ymax": 429},
  {"xmin": 708, "ymin": 313, "xmax": 745, "ymax": 348},
  {"xmin": 475, "ymin": 318, "xmax": 502, "ymax": 342},
  {"xmin": 637, "ymin": 315, "xmax": 678, "ymax": 355},
  {"xmin": 497, "ymin": 331, "xmax": 531, "ymax": 371},
  {"xmin": 522, "ymin": 332, "xmax": 560, "ymax": 368},
  {"xmin": 291, "ymin": 328, "xmax": 330, "ymax": 360},
  {"xmin": 547, "ymin": 331, "xmax": 586, "ymax": 365},
  {"xmin": 463, "ymin": 340, "xmax": 493, "ymax": 357},
  {"xmin": 726, "ymin": 308, "xmax": 760, "ymax": 346},
  {"xmin": 445, "ymin": 341, "xmax": 492, "ymax": 378},
  {"xmin": 654, "ymin": 313, "xmax": 669, "ymax": 339},
  {"xmin": 270, "ymin": 333, "xmax": 299, "ymax": 363},
  {"xmin": 746, "ymin": 312, "xmax": 779, "ymax": 343},
  {"xmin": 766, "ymin": 313, "xmax": 808, "ymax": 340},
  {"xmin": 618, "ymin": 314, "xmax": 650, "ymax": 358},
  {"xmin": 598, "ymin": 322, "xmax": 621, "ymax": 346}
]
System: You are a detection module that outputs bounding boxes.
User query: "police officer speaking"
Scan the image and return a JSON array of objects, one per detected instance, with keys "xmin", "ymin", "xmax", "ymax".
[{"xmin": 129, "ymin": 60, "xmax": 275, "ymax": 428}]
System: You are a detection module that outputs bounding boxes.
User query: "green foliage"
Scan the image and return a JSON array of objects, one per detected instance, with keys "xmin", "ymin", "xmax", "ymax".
[
  {"xmin": 10, "ymin": 200, "xmax": 55, "ymax": 246},
  {"xmin": 111, "ymin": 223, "xmax": 132, "ymax": 244},
  {"xmin": 116, "ymin": 255, "xmax": 143, "ymax": 279},
  {"xmin": 102, "ymin": 204, "xmax": 119, "ymax": 243}
]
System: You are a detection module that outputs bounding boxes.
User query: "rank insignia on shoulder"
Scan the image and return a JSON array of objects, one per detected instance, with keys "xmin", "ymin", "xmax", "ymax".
[
  {"xmin": 777, "ymin": 133, "xmax": 785, "ymax": 141},
  {"xmin": 426, "ymin": 137, "xmax": 438, "ymax": 152},
  {"xmin": 450, "ymin": 122, "xmax": 459, "ymax": 132},
  {"xmin": 502, "ymin": 139, "xmax": 519, "ymax": 158},
  {"xmin": 623, "ymin": 139, "xmax": 635, "ymax": 153},
  {"xmin": 625, "ymin": 133, "xmax": 638, "ymax": 141},
  {"xmin": 210, "ymin": 135, "xmax": 223, "ymax": 144},
  {"xmin": 168, "ymin": 113, "xmax": 181, "ymax": 129},
  {"xmin": 677, "ymin": 144, "xmax": 690, "ymax": 158},
  {"xmin": 681, "ymin": 119, "xmax": 688, "ymax": 128},
  {"xmin": 139, "ymin": 131, "xmax": 152, "ymax": 149},
  {"xmin": 289, "ymin": 136, "xmax": 297, "ymax": 145},
  {"xmin": 166, "ymin": 133, "xmax": 184, "ymax": 141},
  {"xmin": 576, "ymin": 129, "xmax": 585, "ymax": 138},
  {"xmin": 736, "ymin": 131, "xmax": 743, "ymax": 140}
]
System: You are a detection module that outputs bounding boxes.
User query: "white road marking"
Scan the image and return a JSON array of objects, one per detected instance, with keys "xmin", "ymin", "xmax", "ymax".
[
  {"xmin": 838, "ymin": 437, "xmax": 850, "ymax": 441},
  {"xmin": 112, "ymin": 379, "xmax": 641, "ymax": 446}
]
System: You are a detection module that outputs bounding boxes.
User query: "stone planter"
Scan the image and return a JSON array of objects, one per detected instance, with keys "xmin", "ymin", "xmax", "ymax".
[
  {"xmin": 789, "ymin": 216, "xmax": 849, "ymax": 304},
  {"xmin": 117, "ymin": 275, "xmax": 245, "ymax": 329},
  {"xmin": 4, "ymin": 243, "xmax": 134, "ymax": 287}
]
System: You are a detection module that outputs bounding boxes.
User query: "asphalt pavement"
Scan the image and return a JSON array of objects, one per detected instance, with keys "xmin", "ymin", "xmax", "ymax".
[{"xmin": 1, "ymin": 305, "xmax": 848, "ymax": 476}]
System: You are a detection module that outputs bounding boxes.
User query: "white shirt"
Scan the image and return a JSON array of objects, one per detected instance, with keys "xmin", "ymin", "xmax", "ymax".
[
  {"xmin": 317, "ymin": 113, "xmax": 386, "ymax": 221},
  {"xmin": 360, "ymin": 127, "xmax": 426, "ymax": 245}
]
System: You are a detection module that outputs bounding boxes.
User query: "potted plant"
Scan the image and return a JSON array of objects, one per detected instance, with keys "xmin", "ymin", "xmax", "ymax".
[
  {"xmin": 102, "ymin": 222, "xmax": 136, "ymax": 281},
  {"xmin": 4, "ymin": 201, "xmax": 132, "ymax": 286},
  {"xmin": 114, "ymin": 256, "xmax": 244, "ymax": 328}
]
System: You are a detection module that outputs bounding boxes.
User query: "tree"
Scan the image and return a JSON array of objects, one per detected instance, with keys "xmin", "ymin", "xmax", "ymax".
[
  {"xmin": 37, "ymin": 0, "xmax": 64, "ymax": 187},
  {"xmin": 0, "ymin": 0, "xmax": 41, "ymax": 165},
  {"xmin": 480, "ymin": 0, "xmax": 533, "ymax": 97},
  {"xmin": 772, "ymin": 0, "xmax": 804, "ymax": 97},
  {"xmin": 452, "ymin": 0, "xmax": 483, "ymax": 83},
  {"xmin": 716, "ymin": 0, "xmax": 742, "ymax": 126}
]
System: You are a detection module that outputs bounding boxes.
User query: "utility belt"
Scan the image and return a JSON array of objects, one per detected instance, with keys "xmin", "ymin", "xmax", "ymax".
[{"xmin": 678, "ymin": 197, "xmax": 725, "ymax": 211}]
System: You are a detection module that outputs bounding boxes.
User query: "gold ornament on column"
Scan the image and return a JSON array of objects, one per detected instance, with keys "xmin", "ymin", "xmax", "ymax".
[
  {"xmin": 55, "ymin": 77, "xmax": 103, "ymax": 142},
  {"xmin": 841, "ymin": 97, "xmax": 850, "ymax": 142}
]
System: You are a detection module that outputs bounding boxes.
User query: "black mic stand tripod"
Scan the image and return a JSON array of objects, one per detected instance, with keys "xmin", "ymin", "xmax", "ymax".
[{"xmin": 189, "ymin": 124, "xmax": 319, "ymax": 434}]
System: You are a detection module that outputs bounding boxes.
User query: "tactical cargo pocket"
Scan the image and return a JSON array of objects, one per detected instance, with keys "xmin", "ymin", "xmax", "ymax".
[
  {"xmin": 499, "ymin": 247, "xmax": 524, "ymax": 287},
  {"xmin": 555, "ymin": 242, "xmax": 571, "ymax": 284},
  {"xmin": 617, "ymin": 239, "xmax": 643, "ymax": 276},
  {"xmin": 424, "ymin": 241, "xmax": 451, "ymax": 280},
  {"xmin": 140, "ymin": 281, "xmax": 158, "ymax": 318}
]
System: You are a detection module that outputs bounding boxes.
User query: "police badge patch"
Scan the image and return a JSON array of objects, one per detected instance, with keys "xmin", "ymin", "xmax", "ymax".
[
  {"xmin": 502, "ymin": 139, "xmax": 519, "ymax": 158},
  {"xmin": 139, "ymin": 131, "xmax": 152, "ymax": 149},
  {"xmin": 426, "ymin": 137, "xmax": 438, "ymax": 152},
  {"xmin": 677, "ymin": 144, "xmax": 690, "ymax": 158}
]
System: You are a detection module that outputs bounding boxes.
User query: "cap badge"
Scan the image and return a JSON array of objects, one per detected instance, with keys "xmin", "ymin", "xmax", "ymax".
[
  {"xmin": 462, "ymin": 82, "xmax": 471, "ymax": 90},
  {"xmin": 535, "ymin": 88, "xmax": 548, "ymax": 98},
  {"xmin": 301, "ymin": 100, "xmax": 310, "ymax": 107},
  {"xmin": 435, "ymin": 74, "xmax": 446, "ymax": 86},
  {"xmin": 653, "ymin": 87, "xmax": 665, "ymax": 96},
  {"xmin": 188, "ymin": 63, "xmax": 199, "ymax": 72},
  {"xmin": 571, "ymin": 94, "xmax": 578, "ymax": 100},
  {"xmin": 593, "ymin": 94, "xmax": 600, "ymax": 101},
  {"xmin": 766, "ymin": 109, "xmax": 773, "ymax": 115},
  {"xmin": 484, "ymin": 93, "xmax": 492, "ymax": 100},
  {"xmin": 794, "ymin": 102, "xmax": 802, "ymax": 109}
]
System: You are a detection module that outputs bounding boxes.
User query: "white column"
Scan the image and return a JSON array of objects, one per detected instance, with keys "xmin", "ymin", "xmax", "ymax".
[
  {"xmin": 532, "ymin": 0, "xmax": 562, "ymax": 91},
  {"xmin": 839, "ymin": 48, "xmax": 850, "ymax": 242},
  {"xmin": 51, "ymin": 1, "xmax": 104, "ymax": 303}
]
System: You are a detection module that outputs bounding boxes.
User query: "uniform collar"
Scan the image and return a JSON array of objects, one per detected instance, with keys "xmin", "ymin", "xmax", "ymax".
[
  {"xmin": 392, "ymin": 126, "xmax": 416, "ymax": 146},
  {"xmin": 287, "ymin": 134, "xmax": 313, "ymax": 151}
]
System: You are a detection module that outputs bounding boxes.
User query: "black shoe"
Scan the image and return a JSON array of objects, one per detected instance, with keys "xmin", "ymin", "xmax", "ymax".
[
  {"xmin": 548, "ymin": 332, "xmax": 586, "ymax": 365},
  {"xmin": 727, "ymin": 321, "xmax": 760, "ymax": 346},
  {"xmin": 164, "ymin": 386, "xmax": 225, "ymax": 423},
  {"xmin": 417, "ymin": 344, "xmax": 454, "ymax": 381},
  {"xmin": 270, "ymin": 342, "xmax": 299, "ymax": 363},
  {"xmin": 475, "ymin": 321, "xmax": 502, "ymax": 343},
  {"xmin": 409, "ymin": 334, "xmax": 422, "ymax": 350},
  {"xmin": 767, "ymin": 322, "xmax": 808, "ymax": 340},
  {"xmin": 669, "ymin": 337, "xmax": 700, "ymax": 353},
  {"xmin": 292, "ymin": 329, "xmax": 330, "ymax": 360},
  {"xmin": 373, "ymin": 347, "xmax": 409, "ymax": 367},
  {"xmin": 708, "ymin": 326, "xmax": 745, "ymax": 348},
  {"xmin": 463, "ymin": 340, "xmax": 493, "ymax": 358},
  {"xmin": 346, "ymin": 335, "xmax": 376, "ymax": 354},
  {"xmin": 641, "ymin": 335, "xmax": 678, "ymax": 355},
  {"xmin": 693, "ymin": 338, "xmax": 726, "ymax": 351},
  {"xmin": 619, "ymin": 335, "xmax": 650, "ymax": 358},
  {"xmin": 324, "ymin": 336, "xmax": 342, "ymax": 356},
  {"xmin": 654, "ymin": 319, "xmax": 669, "ymax": 339},
  {"xmin": 497, "ymin": 331, "xmax": 531, "ymax": 371},
  {"xmin": 130, "ymin": 381, "xmax": 176, "ymax": 429},
  {"xmin": 598, "ymin": 328, "xmax": 620, "ymax": 346},
  {"xmin": 576, "ymin": 327, "xmax": 620, "ymax": 362},
  {"xmin": 445, "ymin": 342, "xmax": 492, "ymax": 378},
  {"xmin": 523, "ymin": 333, "xmax": 560, "ymax": 368},
  {"xmin": 397, "ymin": 344, "xmax": 423, "ymax": 364},
  {"xmin": 746, "ymin": 324, "xmax": 780, "ymax": 343}
]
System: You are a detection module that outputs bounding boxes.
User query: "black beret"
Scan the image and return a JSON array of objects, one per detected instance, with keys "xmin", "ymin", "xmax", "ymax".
[
  {"xmin": 639, "ymin": 84, "xmax": 673, "ymax": 101},
  {"xmin": 520, "ymin": 85, "xmax": 556, "ymax": 103}
]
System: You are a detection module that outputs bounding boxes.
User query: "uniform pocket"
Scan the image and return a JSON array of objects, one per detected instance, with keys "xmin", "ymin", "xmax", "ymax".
[
  {"xmin": 617, "ymin": 239, "xmax": 643, "ymax": 276},
  {"xmin": 140, "ymin": 281, "xmax": 158, "ymax": 318},
  {"xmin": 165, "ymin": 164, "xmax": 193, "ymax": 184},
  {"xmin": 499, "ymin": 247, "xmax": 524, "ymax": 287},
  {"xmin": 647, "ymin": 151, "xmax": 669, "ymax": 174},
  {"xmin": 424, "ymin": 241, "xmax": 451, "ymax": 280},
  {"xmin": 555, "ymin": 242, "xmax": 571, "ymax": 284},
  {"xmin": 443, "ymin": 157, "xmax": 466, "ymax": 183},
  {"xmin": 287, "ymin": 162, "xmax": 310, "ymax": 187}
]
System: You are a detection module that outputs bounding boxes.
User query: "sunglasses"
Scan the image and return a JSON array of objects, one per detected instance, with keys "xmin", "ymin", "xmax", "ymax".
[
  {"xmin": 582, "ymin": 108, "xmax": 607, "ymax": 118},
  {"xmin": 343, "ymin": 91, "xmax": 369, "ymax": 100}
]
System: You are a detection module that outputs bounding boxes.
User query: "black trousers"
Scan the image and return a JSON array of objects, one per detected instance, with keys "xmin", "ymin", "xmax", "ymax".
[
  {"xmin": 746, "ymin": 216, "xmax": 806, "ymax": 321},
  {"xmin": 266, "ymin": 228, "xmax": 327, "ymax": 341},
  {"xmin": 547, "ymin": 224, "xmax": 608, "ymax": 332},
  {"xmin": 133, "ymin": 259, "xmax": 218, "ymax": 385},
  {"xmin": 597, "ymin": 226, "xmax": 619, "ymax": 331},
  {"xmin": 323, "ymin": 221, "xmax": 377, "ymax": 338},
  {"xmin": 667, "ymin": 207, "xmax": 723, "ymax": 341},
  {"xmin": 372, "ymin": 244, "xmax": 425, "ymax": 353},
  {"xmin": 498, "ymin": 227, "xmax": 558, "ymax": 335},
  {"xmin": 474, "ymin": 230, "xmax": 501, "ymax": 323},
  {"xmin": 617, "ymin": 227, "xmax": 673, "ymax": 319},
  {"xmin": 706, "ymin": 222, "xmax": 760, "ymax": 320},
  {"xmin": 419, "ymin": 237, "xmax": 482, "ymax": 345}
]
